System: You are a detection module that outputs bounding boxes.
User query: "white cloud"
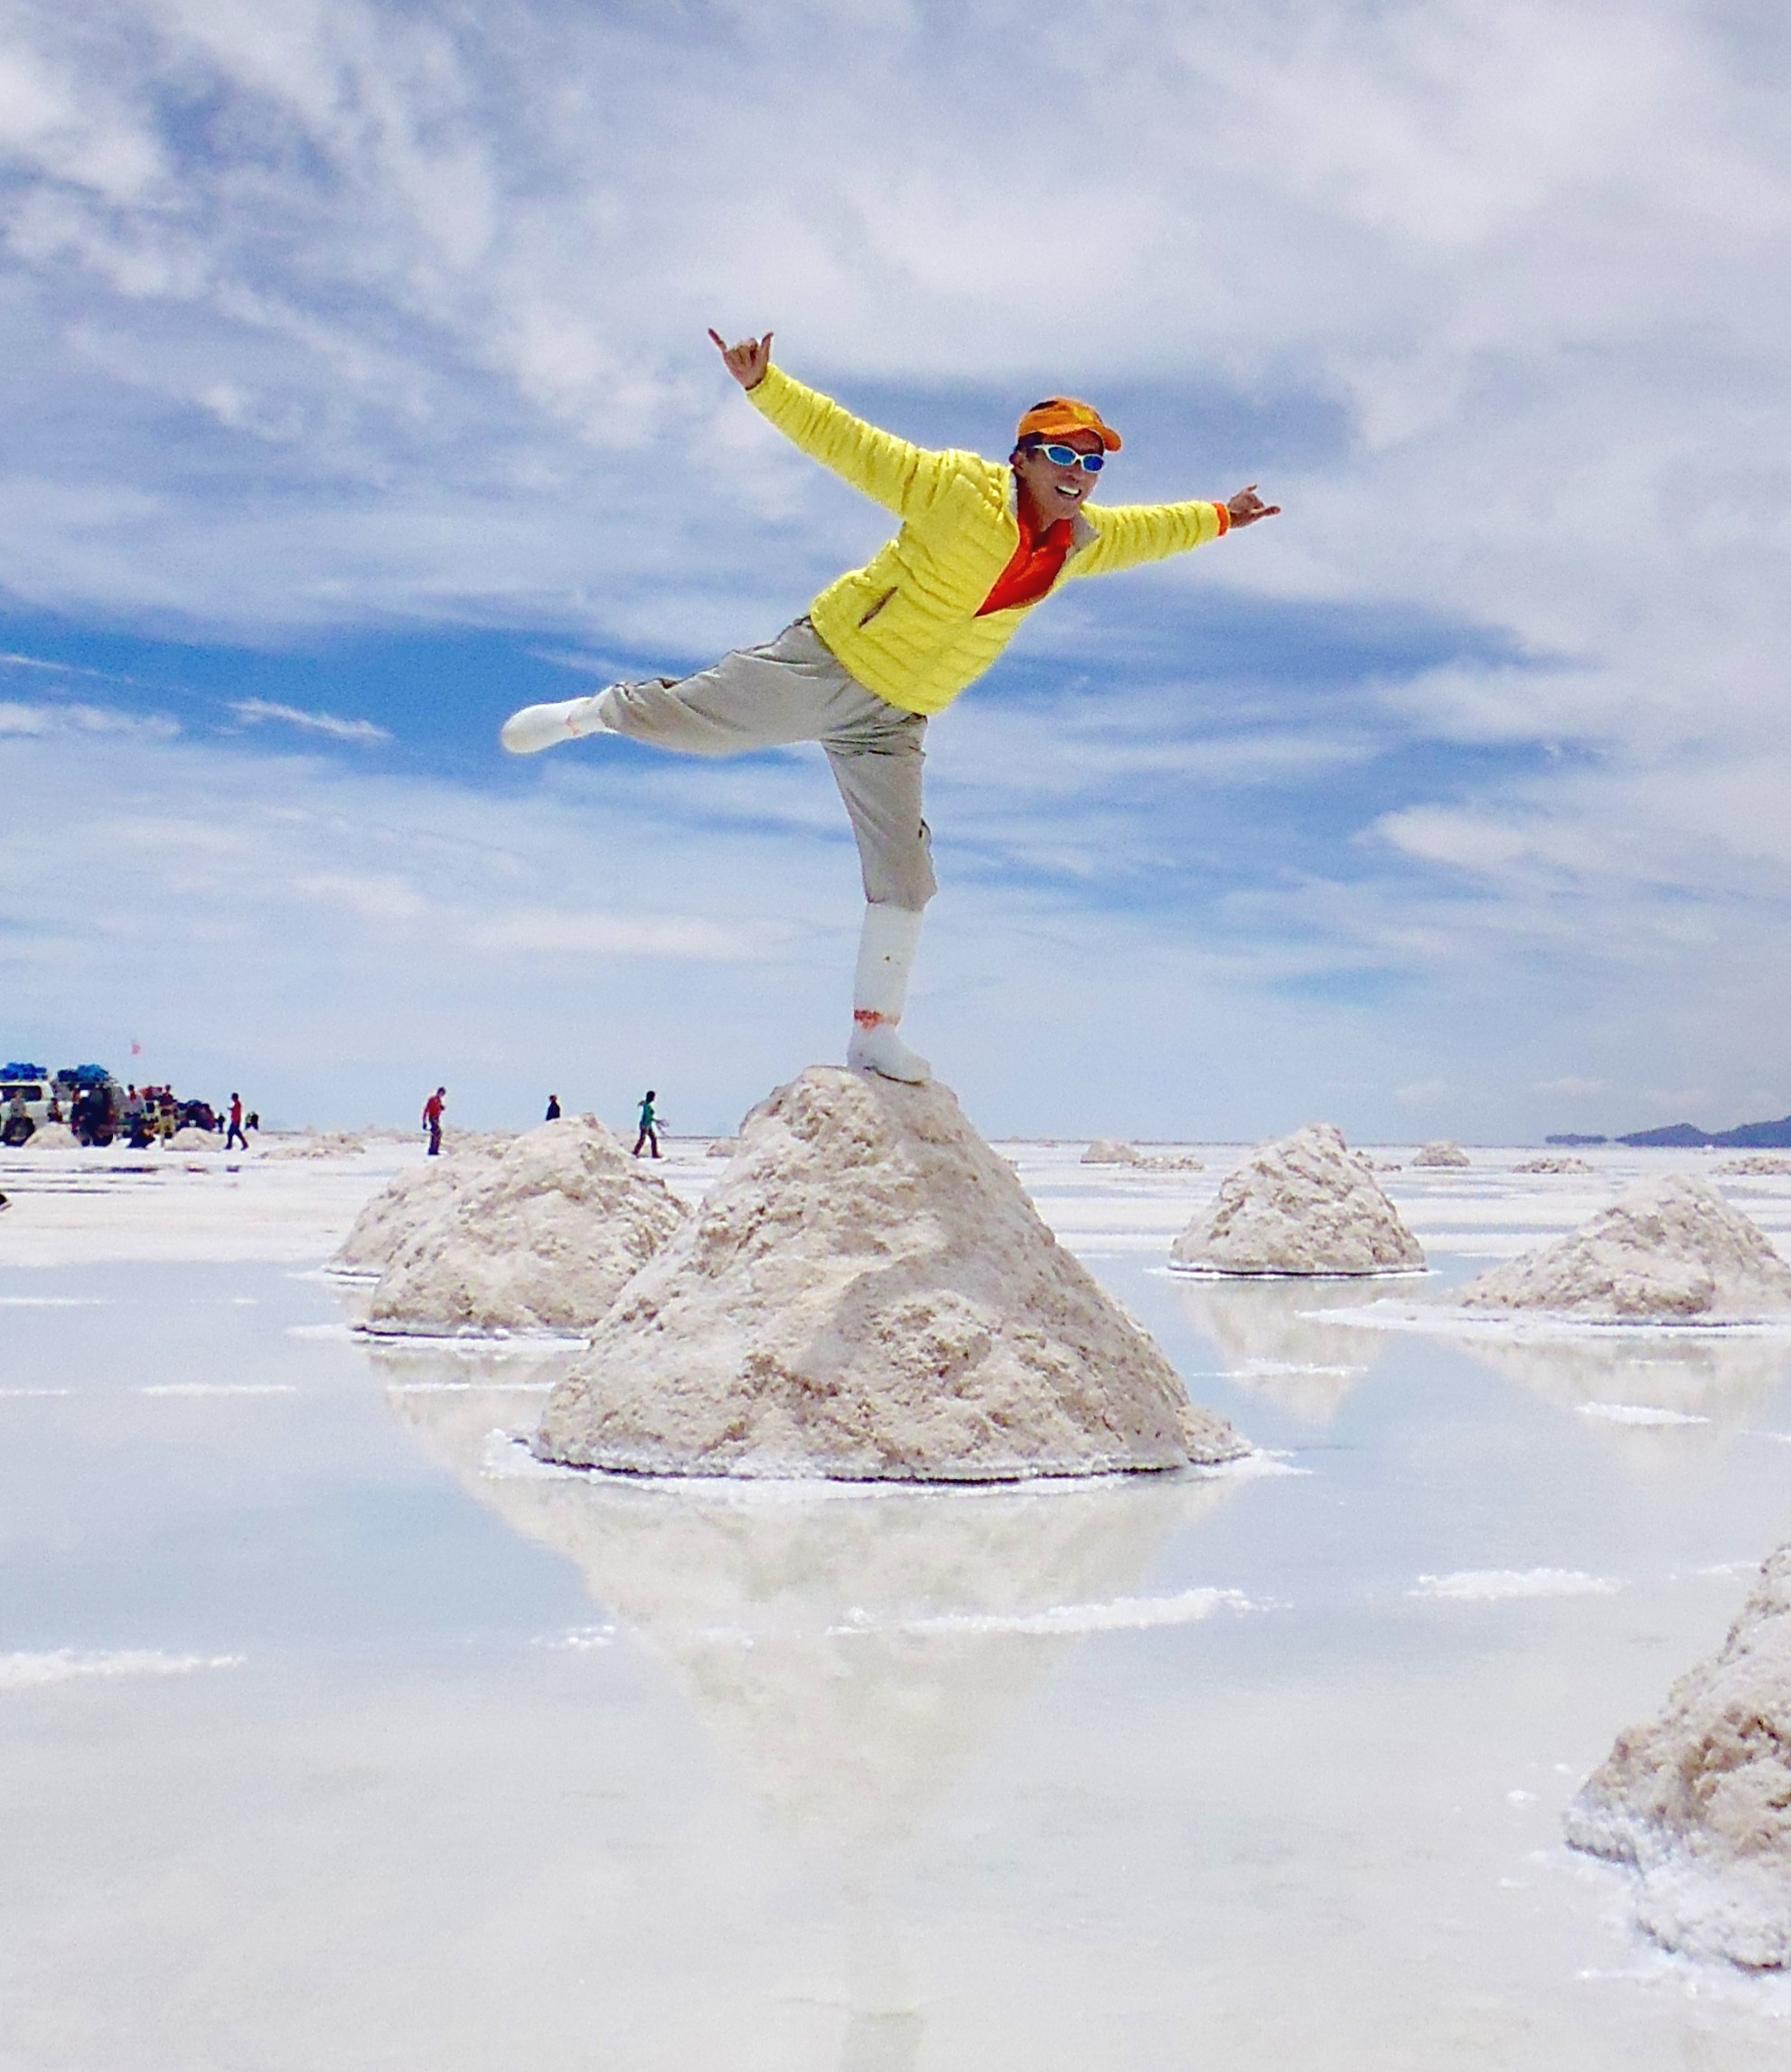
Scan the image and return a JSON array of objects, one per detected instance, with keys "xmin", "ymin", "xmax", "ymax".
[{"xmin": 229, "ymin": 698, "xmax": 391, "ymax": 743}]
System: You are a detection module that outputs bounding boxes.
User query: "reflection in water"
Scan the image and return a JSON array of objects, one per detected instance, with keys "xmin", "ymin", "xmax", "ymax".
[
  {"xmin": 370, "ymin": 1341, "xmax": 1242, "ymax": 2064},
  {"xmin": 1458, "ymin": 1331, "xmax": 1791, "ymax": 1482},
  {"xmin": 1170, "ymin": 1275, "xmax": 1386, "ymax": 1424}
]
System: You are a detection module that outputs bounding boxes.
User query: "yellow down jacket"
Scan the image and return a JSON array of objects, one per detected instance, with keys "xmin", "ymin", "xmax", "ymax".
[{"xmin": 747, "ymin": 363, "xmax": 1229, "ymax": 717}]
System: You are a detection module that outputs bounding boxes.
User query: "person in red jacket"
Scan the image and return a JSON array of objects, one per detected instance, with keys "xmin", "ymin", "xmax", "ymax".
[
  {"xmin": 422, "ymin": 1086, "xmax": 445, "ymax": 1157},
  {"xmin": 502, "ymin": 333, "xmax": 1278, "ymax": 1083}
]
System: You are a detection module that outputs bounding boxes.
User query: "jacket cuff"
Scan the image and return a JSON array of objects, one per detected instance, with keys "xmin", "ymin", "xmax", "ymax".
[{"xmin": 1213, "ymin": 501, "xmax": 1231, "ymax": 537}]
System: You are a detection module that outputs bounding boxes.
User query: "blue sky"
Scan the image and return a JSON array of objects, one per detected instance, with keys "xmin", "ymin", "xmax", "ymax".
[{"xmin": 3, "ymin": 0, "xmax": 1790, "ymax": 1138}]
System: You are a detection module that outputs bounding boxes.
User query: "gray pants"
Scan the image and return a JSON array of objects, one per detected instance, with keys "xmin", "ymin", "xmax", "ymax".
[{"xmin": 595, "ymin": 618, "xmax": 936, "ymax": 911}]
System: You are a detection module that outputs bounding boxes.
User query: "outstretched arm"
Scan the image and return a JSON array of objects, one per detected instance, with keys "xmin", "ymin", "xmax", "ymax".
[
  {"xmin": 708, "ymin": 327, "xmax": 949, "ymax": 519},
  {"xmin": 1073, "ymin": 483, "xmax": 1281, "ymax": 577}
]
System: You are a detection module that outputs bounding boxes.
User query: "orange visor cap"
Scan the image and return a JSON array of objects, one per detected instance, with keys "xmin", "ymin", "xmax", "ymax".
[{"xmin": 1015, "ymin": 396, "xmax": 1122, "ymax": 453}]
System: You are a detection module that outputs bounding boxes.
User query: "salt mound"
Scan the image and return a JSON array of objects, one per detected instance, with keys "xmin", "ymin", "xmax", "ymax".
[
  {"xmin": 1168, "ymin": 1123, "xmax": 1424, "ymax": 1278},
  {"xmin": 1082, "ymin": 1139, "xmax": 1142, "ymax": 1166},
  {"xmin": 1413, "ymin": 1140, "xmax": 1469, "ymax": 1168},
  {"xmin": 535, "ymin": 1066, "xmax": 1244, "ymax": 1481},
  {"xmin": 1145, "ymin": 1151, "xmax": 1205, "ymax": 1172},
  {"xmin": 165, "ymin": 1125, "xmax": 219, "ymax": 1149},
  {"xmin": 366, "ymin": 1115, "xmax": 684, "ymax": 1336},
  {"xmin": 1460, "ymin": 1172, "xmax": 1791, "ymax": 1320},
  {"xmin": 1565, "ymin": 1544, "xmax": 1791, "ymax": 1968},
  {"xmin": 706, "ymin": 1138, "xmax": 738, "ymax": 1158},
  {"xmin": 1719, "ymin": 1155, "xmax": 1791, "ymax": 1177},
  {"xmin": 1514, "ymin": 1155, "xmax": 1596, "ymax": 1175},
  {"xmin": 17, "ymin": 1121, "xmax": 79, "ymax": 1150},
  {"xmin": 331, "ymin": 1148, "xmax": 504, "ymax": 1275}
]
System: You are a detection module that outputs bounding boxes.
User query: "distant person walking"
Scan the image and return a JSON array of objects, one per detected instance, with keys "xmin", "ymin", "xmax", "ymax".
[
  {"xmin": 544, "ymin": 1093, "xmax": 562, "ymax": 1121},
  {"xmin": 423, "ymin": 1086, "xmax": 445, "ymax": 1157},
  {"xmin": 633, "ymin": 1091, "xmax": 661, "ymax": 1160},
  {"xmin": 225, "ymin": 1092, "xmax": 248, "ymax": 1151}
]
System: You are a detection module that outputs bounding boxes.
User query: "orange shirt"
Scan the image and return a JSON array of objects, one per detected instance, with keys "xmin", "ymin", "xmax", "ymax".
[{"xmin": 976, "ymin": 494, "xmax": 1076, "ymax": 617}]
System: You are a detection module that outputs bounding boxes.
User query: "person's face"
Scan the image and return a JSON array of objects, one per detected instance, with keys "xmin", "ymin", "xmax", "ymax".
[{"xmin": 1012, "ymin": 428, "xmax": 1105, "ymax": 520}]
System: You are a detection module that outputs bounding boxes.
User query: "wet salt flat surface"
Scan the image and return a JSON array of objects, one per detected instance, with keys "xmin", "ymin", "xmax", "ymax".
[{"xmin": 3, "ymin": 1137, "xmax": 1791, "ymax": 2068}]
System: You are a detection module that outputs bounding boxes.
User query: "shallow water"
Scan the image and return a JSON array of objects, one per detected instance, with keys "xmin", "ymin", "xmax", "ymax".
[{"xmin": 4, "ymin": 1142, "xmax": 1791, "ymax": 2067}]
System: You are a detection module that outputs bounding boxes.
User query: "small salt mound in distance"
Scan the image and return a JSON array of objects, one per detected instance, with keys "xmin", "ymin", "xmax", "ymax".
[
  {"xmin": 1169, "ymin": 1122, "xmax": 1424, "ymax": 1278},
  {"xmin": 1460, "ymin": 1172, "xmax": 1791, "ymax": 1320},
  {"xmin": 17, "ymin": 1121, "xmax": 80, "ymax": 1150},
  {"xmin": 1082, "ymin": 1139, "xmax": 1143, "ymax": 1166},
  {"xmin": 1144, "ymin": 1151, "xmax": 1205, "ymax": 1172},
  {"xmin": 1514, "ymin": 1155, "xmax": 1597, "ymax": 1175},
  {"xmin": 1719, "ymin": 1155, "xmax": 1791, "ymax": 1177},
  {"xmin": 1566, "ymin": 1544, "xmax": 1791, "ymax": 1968},
  {"xmin": 706, "ymin": 1138, "xmax": 738, "ymax": 1158},
  {"xmin": 366, "ymin": 1116, "xmax": 684, "ymax": 1336},
  {"xmin": 535, "ymin": 1066, "xmax": 1244, "ymax": 1481},
  {"xmin": 165, "ymin": 1125, "xmax": 220, "ymax": 1149},
  {"xmin": 1412, "ymin": 1140, "xmax": 1470, "ymax": 1168}
]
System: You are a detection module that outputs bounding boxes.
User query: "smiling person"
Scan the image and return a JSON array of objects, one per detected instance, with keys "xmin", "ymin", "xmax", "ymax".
[{"xmin": 501, "ymin": 332, "xmax": 1279, "ymax": 1083}]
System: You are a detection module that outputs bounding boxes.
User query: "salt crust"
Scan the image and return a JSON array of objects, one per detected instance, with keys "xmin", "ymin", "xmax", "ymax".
[
  {"xmin": 361, "ymin": 1116, "xmax": 685, "ymax": 1337},
  {"xmin": 535, "ymin": 1067, "xmax": 1244, "ymax": 1481},
  {"xmin": 1461, "ymin": 1173, "xmax": 1791, "ymax": 1321},
  {"xmin": 1168, "ymin": 1122, "xmax": 1424, "ymax": 1278},
  {"xmin": 1566, "ymin": 1543, "xmax": 1791, "ymax": 1969},
  {"xmin": 1413, "ymin": 1140, "xmax": 1470, "ymax": 1168}
]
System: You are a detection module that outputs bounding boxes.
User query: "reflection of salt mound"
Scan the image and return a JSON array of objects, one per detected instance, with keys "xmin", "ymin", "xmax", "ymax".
[
  {"xmin": 1719, "ymin": 1155, "xmax": 1791, "ymax": 1177},
  {"xmin": 538, "ymin": 1067, "xmax": 1242, "ymax": 1480},
  {"xmin": 1082, "ymin": 1139, "xmax": 1142, "ymax": 1166},
  {"xmin": 1168, "ymin": 1123, "xmax": 1424, "ymax": 1278},
  {"xmin": 331, "ymin": 1148, "xmax": 503, "ymax": 1275},
  {"xmin": 18, "ymin": 1121, "xmax": 80, "ymax": 1150},
  {"xmin": 1566, "ymin": 1545, "xmax": 1791, "ymax": 1969},
  {"xmin": 367, "ymin": 1117, "xmax": 685, "ymax": 1336},
  {"xmin": 423, "ymin": 1411, "xmax": 1240, "ymax": 1853},
  {"xmin": 1413, "ymin": 1140, "xmax": 1469, "ymax": 1168},
  {"xmin": 1171, "ymin": 1276, "xmax": 1378, "ymax": 1424},
  {"xmin": 1458, "ymin": 1332, "xmax": 1791, "ymax": 1482},
  {"xmin": 1461, "ymin": 1173, "xmax": 1791, "ymax": 1320},
  {"xmin": 1514, "ymin": 1155, "xmax": 1596, "ymax": 1175}
]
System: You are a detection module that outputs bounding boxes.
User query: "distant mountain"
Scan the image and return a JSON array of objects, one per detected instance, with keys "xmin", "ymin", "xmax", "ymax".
[
  {"xmin": 1614, "ymin": 1113, "xmax": 1791, "ymax": 1149},
  {"xmin": 1544, "ymin": 1132, "xmax": 1608, "ymax": 1147}
]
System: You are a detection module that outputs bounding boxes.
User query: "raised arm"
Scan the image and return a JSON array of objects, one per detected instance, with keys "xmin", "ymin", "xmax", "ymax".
[{"xmin": 708, "ymin": 328, "xmax": 950, "ymax": 519}]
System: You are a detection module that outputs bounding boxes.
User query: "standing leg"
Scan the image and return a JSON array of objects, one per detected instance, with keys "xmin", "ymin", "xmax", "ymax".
[{"xmin": 824, "ymin": 699, "xmax": 936, "ymax": 1085}]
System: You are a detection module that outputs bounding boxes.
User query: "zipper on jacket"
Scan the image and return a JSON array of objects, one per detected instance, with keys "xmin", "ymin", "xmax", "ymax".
[{"xmin": 858, "ymin": 587, "xmax": 896, "ymax": 628}]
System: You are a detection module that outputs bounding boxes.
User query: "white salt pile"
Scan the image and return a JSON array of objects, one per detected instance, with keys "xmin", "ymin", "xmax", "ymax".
[
  {"xmin": 1082, "ymin": 1139, "xmax": 1143, "ymax": 1166},
  {"xmin": 266, "ymin": 1129, "xmax": 366, "ymax": 1160},
  {"xmin": 1145, "ymin": 1151, "xmax": 1205, "ymax": 1172},
  {"xmin": 16, "ymin": 1122, "xmax": 80, "ymax": 1151},
  {"xmin": 1514, "ymin": 1155, "xmax": 1597, "ymax": 1175},
  {"xmin": 1718, "ymin": 1155, "xmax": 1791, "ymax": 1177},
  {"xmin": 365, "ymin": 1116, "xmax": 685, "ymax": 1337},
  {"xmin": 330, "ymin": 1149, "xmax": 502, "ymax": 1277},
  {"xmin": 1565, "ymin": 1544, "xmax": 1791, "ymax": 1968},
  {"xmin": 706, "ymin": 1138, "xmax": 738, "ymax": 1158},
  {"xmin": 165, "ymin": 1125, "xmax": 220, "ymax": 1149},
  {"xmin": 1168, "ymin": 1123, "xmax": 1424, "ymax": 1278},
  {"xmin": 1460, "ymin": 1172, "xmax": 1791, "ymax": 1320},
  {"xmin": 535, "ymin": 1066, "xmax": 1244, "ymax": 1481},
  {"xmin": 1412, "ymin": 1140, "xmax": 1470, "ymax": 1168}
]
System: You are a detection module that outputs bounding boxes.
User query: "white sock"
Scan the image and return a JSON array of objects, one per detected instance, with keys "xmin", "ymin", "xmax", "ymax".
[
  {"xmin": 846, "ymin": 903, "xmax": 931, "ymax": 1083},
  {"xmin": 499, "ymin": 693, "xmax": 611, "ymax": 756}
]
